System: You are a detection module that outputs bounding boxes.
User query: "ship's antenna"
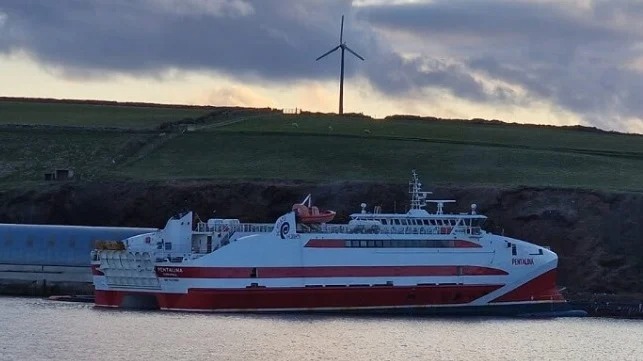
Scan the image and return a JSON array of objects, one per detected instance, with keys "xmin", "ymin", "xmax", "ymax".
[{"xmin": 409, "ymin": 170, "xmax": 431, "ymax": 211}]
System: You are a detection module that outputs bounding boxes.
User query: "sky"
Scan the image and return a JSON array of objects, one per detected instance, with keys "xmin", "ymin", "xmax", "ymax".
[{"xmin": 1, "ymin": 0, "xmax": 642, "ymax": 133}]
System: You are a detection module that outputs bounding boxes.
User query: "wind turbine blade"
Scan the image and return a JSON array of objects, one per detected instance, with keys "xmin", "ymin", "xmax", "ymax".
[
  {"xmin": 340, "ymin": 15, "xmax": 344, "ymax": 43},
  {"xmin": 316, "ymin": 45, "xmax": 341, "ymax": 61},
  {"xmin": 344, "ymin": 45, "xmax": 365, "ymax": 61}
]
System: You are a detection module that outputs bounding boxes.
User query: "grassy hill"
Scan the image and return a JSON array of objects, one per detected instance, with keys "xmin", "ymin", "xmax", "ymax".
[
  {"xmin": 0, "ymin": 99, "xmax": 212, "ymax": 129},
  {"xmin": 0, "ymin": 98, "xmax": 641, "ymax": 191}
]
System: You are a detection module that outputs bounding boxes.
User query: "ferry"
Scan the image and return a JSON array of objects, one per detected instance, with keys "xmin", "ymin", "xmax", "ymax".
[{"xmin": 91, "ymin": 171, "xmax": 585, "ymax": 317}]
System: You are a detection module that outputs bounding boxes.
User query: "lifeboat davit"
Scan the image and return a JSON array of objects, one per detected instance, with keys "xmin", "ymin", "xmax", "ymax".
[{"xmin": 292, "ymin": 194, "xmax": 336, "ymax": 224}]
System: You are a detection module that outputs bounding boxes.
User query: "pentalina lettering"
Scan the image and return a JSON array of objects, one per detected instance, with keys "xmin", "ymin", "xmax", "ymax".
[
  {"xmin": 157, "ymin": 267, "xmax": 184, "ymax": 273},
  {"xmin": 512, "ymin": 258, "xmax": 534, "ymax": 266}
]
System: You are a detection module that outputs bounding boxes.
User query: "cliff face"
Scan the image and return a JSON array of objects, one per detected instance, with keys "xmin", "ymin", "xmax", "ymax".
[{"xmin": 0, "ymin": 181, "xmax": 641, "ymax": 297}]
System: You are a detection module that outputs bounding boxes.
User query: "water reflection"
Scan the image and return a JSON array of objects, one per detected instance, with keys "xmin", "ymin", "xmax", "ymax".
[{"xmin": 1, "ymin": 297, "xmax": 641, "ymax": 361}]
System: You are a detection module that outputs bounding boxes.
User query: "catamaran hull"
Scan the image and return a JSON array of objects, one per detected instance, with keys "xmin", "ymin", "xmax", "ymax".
[
  {"xmin": 94, "ymin": 269, "xmax": 586, "ymax": 317},
  {"xmin": 94, "ymin": 289, "xmax": 581, "ymax": 317}
]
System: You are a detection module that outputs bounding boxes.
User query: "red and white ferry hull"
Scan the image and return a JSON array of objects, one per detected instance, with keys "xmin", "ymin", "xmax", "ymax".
[
  {"xmin": 92, "ymin": 261, "xmax": 579, "ymax": 316},
  {"xmin": 91, "ymin": 173, "xmax": 586, "ymax": 317}
]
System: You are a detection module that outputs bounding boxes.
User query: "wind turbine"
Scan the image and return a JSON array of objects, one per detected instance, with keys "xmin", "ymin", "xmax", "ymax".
[{"xmin": 316, "ymin": 15, "xmax": 364, "ymax": 115}]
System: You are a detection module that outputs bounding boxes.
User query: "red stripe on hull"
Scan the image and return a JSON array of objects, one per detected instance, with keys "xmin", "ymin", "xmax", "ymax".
[
  {"xmin": 155, "ymin": 265, "xmax": 508, "ymax": 278},
  {"xmin": 305, "ymin": 239, "xmax": 346, "ymax": 247},
  {"xmin": 454, "ymin": 240, "xmax": 482, "ymax": 248},
  {"xmin": 491, "ymin": 269, "xmax": 565, "ymax": 303},
  {"xmin": 96, "ymin": 284, "xmax": 503, "ymax": 311}
]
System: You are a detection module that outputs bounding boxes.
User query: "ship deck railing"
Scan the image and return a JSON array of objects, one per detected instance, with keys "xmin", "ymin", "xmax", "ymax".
[
  {"xmin": 314, "ymin": 224, "xmax": 482, "ymax": 236},
  {"xmin": 195, "ymin": 222, "xmax": 275, "ymax": 233}
]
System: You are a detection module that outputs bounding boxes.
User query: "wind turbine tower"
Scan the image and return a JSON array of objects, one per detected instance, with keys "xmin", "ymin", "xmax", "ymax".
[{"xmin": 316, "ymin": 15, "xmax": 364, "ymax": 115}]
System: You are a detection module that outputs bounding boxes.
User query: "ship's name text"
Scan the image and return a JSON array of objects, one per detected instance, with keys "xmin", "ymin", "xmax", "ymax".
[{"xmin": 511, "ymin": 258, "xmax": 534, "ymax": 266}]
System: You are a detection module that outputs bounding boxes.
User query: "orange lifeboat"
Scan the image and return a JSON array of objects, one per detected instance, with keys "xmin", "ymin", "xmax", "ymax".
[{"xmin": 292, "ymin": 194, "xmax": 336, "ymax": 224}]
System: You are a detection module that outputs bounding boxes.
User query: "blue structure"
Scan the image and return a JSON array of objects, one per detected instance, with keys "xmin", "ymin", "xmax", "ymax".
[{"xmin": 0, "ymin": 224, "xmax": 156, "ymax": 267}]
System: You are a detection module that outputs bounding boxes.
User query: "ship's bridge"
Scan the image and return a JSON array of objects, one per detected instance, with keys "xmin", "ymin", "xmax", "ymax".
[
  {"xmin": 346, "ymin": 211, "xmax": 487, "ymax": 236},
  {"xmin": 340, "ymin": 170, "xmax": 487, "ymax": 236}
]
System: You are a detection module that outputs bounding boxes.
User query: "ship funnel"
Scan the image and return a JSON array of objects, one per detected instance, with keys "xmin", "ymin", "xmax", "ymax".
[
  {"xmin": 159, "ymin": 212, "xmax": 193, "ymax": 254},
  {"xmin": 273, "ymin": 211, "xmax": 297, "ymax": 239}
]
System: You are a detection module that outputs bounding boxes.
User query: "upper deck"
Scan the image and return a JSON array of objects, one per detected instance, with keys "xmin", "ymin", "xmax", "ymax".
[
  {"xmin": 93, "ymin": 171, "xmax": 489, "ymax": 265},
  {"xmin": 192, "ymin": 170, "xmax": 486, "ymax": 237}
]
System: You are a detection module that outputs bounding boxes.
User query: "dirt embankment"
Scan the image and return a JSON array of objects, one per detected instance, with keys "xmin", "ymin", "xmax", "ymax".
[{"xmin": 0, "ymin": 181, "xmax": 641, "ymax": 298}]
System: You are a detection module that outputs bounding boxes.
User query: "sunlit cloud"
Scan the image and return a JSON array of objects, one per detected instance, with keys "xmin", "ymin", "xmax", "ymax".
[{"xmin": 0, "ymin": 1, "xmax": 642, "ymax": 133}]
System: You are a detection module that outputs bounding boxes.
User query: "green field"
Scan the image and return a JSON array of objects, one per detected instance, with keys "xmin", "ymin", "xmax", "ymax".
[
  {"xmin": 1, "ymin": 99, "xmax": 642, "ymax": 191},
  {"xmin": 216, "ymin": 114, "xmax": 643, "ymax": 155},
  {"xmin": 0, "ymin": 129, "xmax": 148, "ymax": 183},
  {"xmin": 0, "ymin": 101, "xmax": 210, "ymax": 129}
]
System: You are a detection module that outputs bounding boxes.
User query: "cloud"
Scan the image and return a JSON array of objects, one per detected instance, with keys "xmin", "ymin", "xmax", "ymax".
[
  {"xmin": 201, "ymin": 84, "xmax": 275, "ymax": 107},
  {"xmin": 0, "ymin": 0, "xmax": 509, "ymax": 103},
  {"xmin": 0, "ymin": 0, "xmax": 642, "ymax": 131},
  {"xmin": 149, "ymin": 0, "xmax": 254, "ymax": 18},
  {"xmin": 0, "ymin": 0, "xmax": 353, "ymax": 80},
  {"xmin": 358, "ymin": 0, "xmax": 627, "ymax": 47},
  {"xmin": 358, "ymin": 0, "xmax": 643, "ymax": 131}
]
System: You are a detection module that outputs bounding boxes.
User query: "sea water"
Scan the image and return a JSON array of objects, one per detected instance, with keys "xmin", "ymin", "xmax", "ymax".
[{"xmin": 0, "ymin": 297, "xmax": 641, "ymax": 361}]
